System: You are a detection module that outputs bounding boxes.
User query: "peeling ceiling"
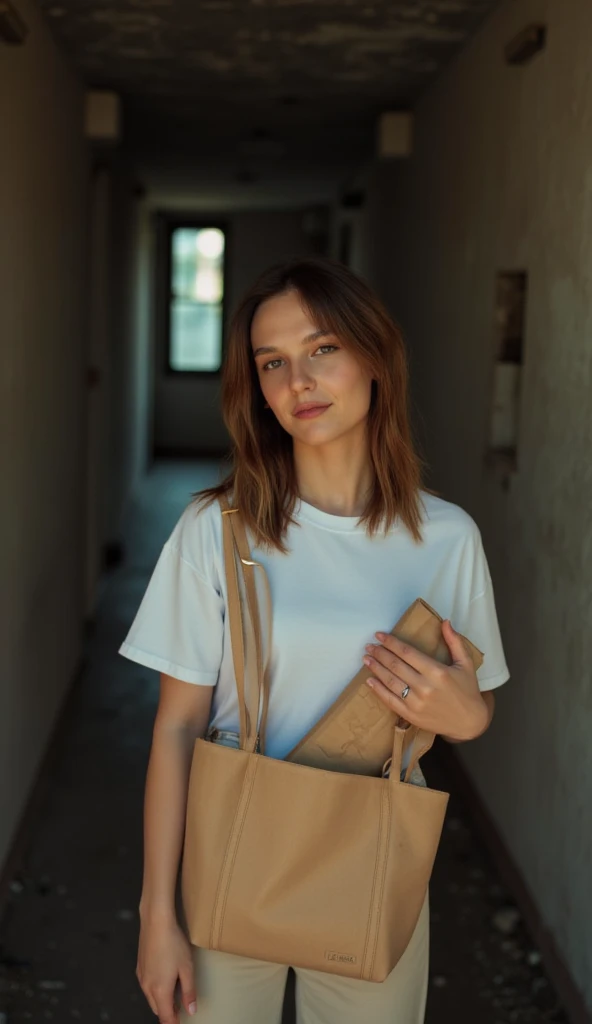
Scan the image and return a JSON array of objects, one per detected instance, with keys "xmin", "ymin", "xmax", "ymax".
[{"xmin": 39, "ymin": 0, "xmax": 499, "ymax": 198}]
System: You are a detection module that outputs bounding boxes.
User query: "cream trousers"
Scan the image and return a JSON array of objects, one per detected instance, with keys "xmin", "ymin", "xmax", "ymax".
[{"xmin": 179, "ymin": 888, "xmax": 429, "ymax": 1024}]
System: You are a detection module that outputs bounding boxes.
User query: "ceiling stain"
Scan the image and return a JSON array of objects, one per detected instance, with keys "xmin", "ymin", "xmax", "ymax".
[{"xmin": 38, "ymin": 0, "xmax": 500, "ymax": 190}]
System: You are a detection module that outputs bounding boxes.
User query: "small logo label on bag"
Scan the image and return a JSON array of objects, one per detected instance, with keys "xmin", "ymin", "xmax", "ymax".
[{"xmin": 325, "ymin": 951, "xmax": 357, "ymax": 964}]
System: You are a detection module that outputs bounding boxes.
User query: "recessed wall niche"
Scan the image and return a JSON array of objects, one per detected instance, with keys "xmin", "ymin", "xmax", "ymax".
[{"xmin": 487, "ymin": 271, "xmax": 528, "ymax": 473}]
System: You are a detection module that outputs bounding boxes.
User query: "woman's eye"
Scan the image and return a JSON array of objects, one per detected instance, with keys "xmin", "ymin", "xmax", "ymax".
[{"xmin": 261, "ymin": 345, "xmax": 338, "ymax": 371}]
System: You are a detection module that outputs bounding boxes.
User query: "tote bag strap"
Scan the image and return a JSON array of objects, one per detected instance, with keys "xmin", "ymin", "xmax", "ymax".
[
  {"xmin": 387, "ymin": 721, "xmax": 436, "ymax": 784},
  {"xmin": 225, "ymin": 502, "xmax": 272, "ymax": 753},
  {"xmin": 220, "ymin": 497, "xmax": 252, "ymax": 749},
  {"xmin": 220, "ymin": 494, "xmax": 272, "ymax": 754}
]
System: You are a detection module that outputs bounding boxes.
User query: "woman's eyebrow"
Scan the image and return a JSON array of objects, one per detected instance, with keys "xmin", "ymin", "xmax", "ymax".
[{"xmin": 253, "ymin": 329, "xmax": 330, "ymax": 358}]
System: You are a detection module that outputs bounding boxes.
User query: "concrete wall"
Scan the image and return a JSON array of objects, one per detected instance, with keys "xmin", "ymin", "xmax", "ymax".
[
  {"xmin": 128, "ymin": 203, "xmax": 155, "ymax": 493},
  {"xmin": 0, "ymin": 2, "xmax": 88, "ymax": 869},
  {"xmin": 84, "ymin": 161, "xmax": 154, "ymax": 613},
  {"xmin": 90, "ymin": 169, "xmax": 155, "ymax": 609},
  {"xmin": 104, "ymin": 168, "xmax": 152, "ymax": 546},
  {"xmin": 349, "ymin": 0, "xmax": 592, "ymax": 1009},
  {"xmin": 152, "ymin": 208, "xmax": 319, "ymax": 453}
]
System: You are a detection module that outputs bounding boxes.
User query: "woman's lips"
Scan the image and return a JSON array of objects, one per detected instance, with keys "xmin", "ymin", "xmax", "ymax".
[{"xmin": 293, "ymin": 403, "xmax": 332, "ymax": 419}]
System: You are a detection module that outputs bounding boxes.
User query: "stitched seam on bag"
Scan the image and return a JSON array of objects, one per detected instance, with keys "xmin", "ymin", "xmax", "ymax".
[
  {"xmin": 213, "ymin": 757, "xmax": 259, "ymax": 950},
  {"xmin": 366, "ymin": 786, "xmax": 390, "ymax": 980},
  {"xmin": 368, "ymin": 785, "xmax": 392, "ymax": 980},
  {"xmin": 217, "ymin": 758, "xmax": 259, "ymax": 946},
  {"xmin": 209, "ymin": 758, "xmax": 254, "ymax": 949},
  {"xmin": 209, "ymin": 757, "xmax": 258, "ymax": 949},
  {"xmin": 360, "ymin": 785, "xmax": 386, "ymax": 979}
]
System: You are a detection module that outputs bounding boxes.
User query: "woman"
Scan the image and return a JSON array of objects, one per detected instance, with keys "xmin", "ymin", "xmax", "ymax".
[{"xmin": 119, "ymin": 256, "xmax": 510, "ymax": 1024}]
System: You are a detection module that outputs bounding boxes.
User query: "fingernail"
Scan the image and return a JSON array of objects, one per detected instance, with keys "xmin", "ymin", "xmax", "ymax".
[
  {"xmin": 365, "ymin": 643, "xmax": 374, "ymax": 652},
  {"xmin": 375, "ymin": 631, "xmax": 386, "ymax": 640},
  {"xmin": 366, "ymin": 678, "xmax": 375, "ymax": 688},
  {"xmin": 189, "ymin": 1002, "xmax": 197, "ymax": 1015},
  {"xmin": 363, "ymin": 656, "xmax": 372, "ymax": 667}
]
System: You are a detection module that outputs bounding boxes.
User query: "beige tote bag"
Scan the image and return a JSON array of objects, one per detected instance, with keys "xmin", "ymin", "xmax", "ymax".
[{"xmin": 181, "ymin": 498, "xmax": 464, "ymax": 981}]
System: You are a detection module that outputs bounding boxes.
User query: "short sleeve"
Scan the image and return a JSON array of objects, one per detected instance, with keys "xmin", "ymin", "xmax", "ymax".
[
  {"xmin": 463, "ymin": 578, "xmax": 510, "ymax": 690},
  {"xmin": 458, "ymin": 528, "xmax": 510, "ymax": 691},
  {"xmin": 118, "ymin": 538, "xmax": 224, "ymax": 685}
]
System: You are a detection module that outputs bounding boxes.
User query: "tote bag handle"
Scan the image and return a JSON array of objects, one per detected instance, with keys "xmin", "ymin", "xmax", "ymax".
[{"xmin": 220, "ymin": 495, "xmax": 272, "ymax": 754}]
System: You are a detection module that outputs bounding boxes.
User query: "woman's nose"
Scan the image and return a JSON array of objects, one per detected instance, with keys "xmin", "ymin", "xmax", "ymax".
[{"xmin": 289, "ymin": 362, "xmax": 315, "ymax": 393}]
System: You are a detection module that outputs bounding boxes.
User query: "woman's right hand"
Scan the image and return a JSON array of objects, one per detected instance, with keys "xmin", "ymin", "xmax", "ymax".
[{"xmin": 137, "ymin": 916, "xmax": 197, "ymax": 1023}]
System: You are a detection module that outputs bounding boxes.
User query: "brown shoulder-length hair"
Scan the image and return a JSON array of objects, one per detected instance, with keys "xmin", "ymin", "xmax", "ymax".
[{"xmin": 195, "ymin": 255, "xmax": 434, "ymax": 552}]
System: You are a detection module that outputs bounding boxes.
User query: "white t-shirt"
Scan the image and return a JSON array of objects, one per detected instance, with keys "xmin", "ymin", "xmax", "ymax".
[{"xmin": 119, "ymin": 490, "xmax": 510, "ymax": 764}]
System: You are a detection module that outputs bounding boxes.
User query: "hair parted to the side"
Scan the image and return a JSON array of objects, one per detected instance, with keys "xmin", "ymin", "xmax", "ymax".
[{"xmin": 194, "ymin": 255, "xmax": 436, "ymax": 552}]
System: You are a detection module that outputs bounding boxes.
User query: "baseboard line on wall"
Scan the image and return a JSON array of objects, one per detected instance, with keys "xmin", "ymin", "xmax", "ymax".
[
  {"xmin": 0, "ymin": 656, "xmax": 86, "ymax": 923},
  {"xmin": 441, "ymin": 745, "xmax": 591, "ymax": 1024}
]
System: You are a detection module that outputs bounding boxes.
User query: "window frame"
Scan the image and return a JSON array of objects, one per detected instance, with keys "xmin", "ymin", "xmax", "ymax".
[{"xmin": 162, "ymin": 216, "xmax": 229, "ymax": 377}]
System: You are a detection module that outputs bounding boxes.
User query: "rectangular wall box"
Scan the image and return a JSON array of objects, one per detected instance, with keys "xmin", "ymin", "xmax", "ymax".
[
  {"xmin": 85, "ymin": 91, "xmax": 122, "ymax": 143},
  {"xmin": 505, "ymin": 24, "xmax": 546, "ymax": 65},
  {"xmin": 376, "ymin": 112, "xmax": 413, "ymax": 159}
]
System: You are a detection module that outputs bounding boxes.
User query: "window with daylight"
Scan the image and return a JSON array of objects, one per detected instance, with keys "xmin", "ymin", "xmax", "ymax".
[{"xmin": 168, "ymin": 226, "xmax": 226, "ymax": 372}]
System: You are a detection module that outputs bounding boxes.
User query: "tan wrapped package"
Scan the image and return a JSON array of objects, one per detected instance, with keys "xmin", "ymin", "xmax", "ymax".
[{"xmin": 285, "ymin": 598, "xmax": 484, "ymax": 777}]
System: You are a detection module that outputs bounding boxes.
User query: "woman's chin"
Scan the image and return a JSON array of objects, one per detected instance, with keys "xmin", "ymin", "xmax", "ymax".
[{"xmin": 292, "ymin": 424, "xmax": 354, "ymax": 448}]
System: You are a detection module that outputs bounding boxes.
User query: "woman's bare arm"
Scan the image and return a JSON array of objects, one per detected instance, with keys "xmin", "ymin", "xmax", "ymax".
[
  {"xmin": 139, "ymin": 673, "xmax": 214, "ymax": 922},
  {"xmin": 135, "ymin": 674, "xmax": 214, "ymax": 1022}
]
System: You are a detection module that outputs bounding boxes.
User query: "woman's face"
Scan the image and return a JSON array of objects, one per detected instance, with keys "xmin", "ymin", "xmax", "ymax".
[{"xmin": 251, "ymin": 289, "xmax": 373, "ymax": 447}]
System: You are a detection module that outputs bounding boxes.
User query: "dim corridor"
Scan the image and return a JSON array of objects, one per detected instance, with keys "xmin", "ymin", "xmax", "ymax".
[{"xmin": 0, "ymin": 462, "xmax": 568, "ymax": 1024}]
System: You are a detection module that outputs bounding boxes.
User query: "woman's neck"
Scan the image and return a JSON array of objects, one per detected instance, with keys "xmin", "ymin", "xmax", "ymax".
[{"xmin": 293, "ymin": 436, "xmax": 374, "ymax": 518}]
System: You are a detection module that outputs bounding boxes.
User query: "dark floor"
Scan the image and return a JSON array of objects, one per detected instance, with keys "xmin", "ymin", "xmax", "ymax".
[{"xmin": 0, "ymin": 461, "xmax": 569, "ymax": 1024}]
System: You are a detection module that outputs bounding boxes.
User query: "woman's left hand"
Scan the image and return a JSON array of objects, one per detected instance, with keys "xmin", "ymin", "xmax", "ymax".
[{"xmin": 363, "ymin": 619, "xmax": 489, "ymax": 741}]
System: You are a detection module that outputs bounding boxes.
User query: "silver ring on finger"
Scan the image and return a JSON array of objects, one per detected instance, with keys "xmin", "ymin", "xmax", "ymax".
[{"xmin": 400, "ymin": 684, "xmax": 411, "ymax": 700}]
